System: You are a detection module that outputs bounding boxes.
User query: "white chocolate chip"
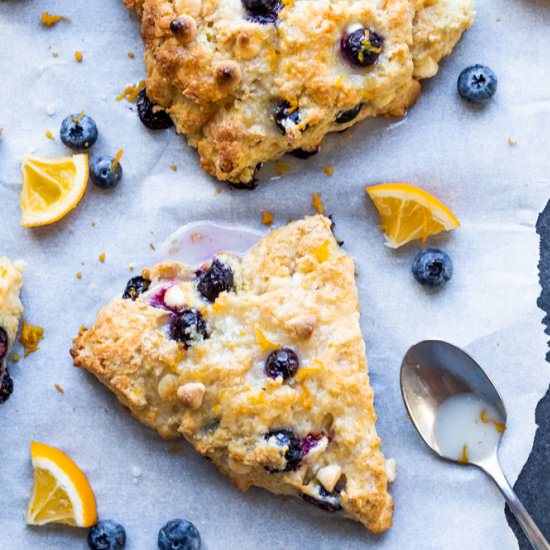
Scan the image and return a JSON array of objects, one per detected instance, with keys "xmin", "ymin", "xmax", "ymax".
[
  {"xmin": 157, "ymin": 374, "xmax": 178, "ymax": 400},
  {"xmin": 164, "ymin": 285, "xmax": 186, "ymax": 309},
  {"xmin": 174, "ymin": 0, "xmax": 201, "ymax": 17},
  {"xmin": 385, "ymin": 458, "xmax": 397, "ymax": 482},
  {"xmin": 177, "ymin": 382, "xmax": 206, "ymax": 409},
  {"xmin": 286, "ymin": 314, "xmax": 316, "ymax": 339},
  {"xmin": 316, "ymin": 464, "xmax": 342, "ymax": 492}
]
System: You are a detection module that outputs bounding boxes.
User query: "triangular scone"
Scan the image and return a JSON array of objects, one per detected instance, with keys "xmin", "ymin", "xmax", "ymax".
[
  {"xmin": 123, "ymin": 0, "xmax": 473, "ymax": 183},
  {"xmin": 0, "ymin": 258, "xmax": 24, "ymax": 402},
  {"xmin": 71, "ymin": 216, "xmax": 393, "ymax": 531}
]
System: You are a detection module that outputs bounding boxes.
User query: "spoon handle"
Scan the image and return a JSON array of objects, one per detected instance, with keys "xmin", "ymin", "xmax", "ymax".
[{"xmin": 480, "ymin": 454, "xmax": 550, "ymax": 550}]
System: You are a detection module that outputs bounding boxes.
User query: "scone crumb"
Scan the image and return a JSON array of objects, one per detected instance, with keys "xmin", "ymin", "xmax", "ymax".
[
  {"xmin": 76, "ymin": 272, "xmax": 82, "ymax": 279},
  {"xmin": 129, "ymin": 265, "xmax": 135, "ymax": 272},
  {"xmin": 111, "ymin": 149, "xmax": 124, "ymax": 172},
  {"xmin": 45, "ymin": 130, "xmax": 55, "ymax": 140},
  {"xmin": 191, "ymin": 233, "xmax": 202, "ymax": 242},
  {"xmin": 41, "ymin": 12, "xmax": 69, "ymax": 27},
  {"xmin": 74, "ymin": 51, "xmax": 83, "ymax": 62},
  {"xmin": 54, "ymin": 384, "xmax": 64, "ymax": 394},
  {"xmin": 149, "ymin": 243, "xmax": 156, "ymax": 251},
  {"xmin": 507, "ymin": 137, "xmax": 517, "ymax": 145},
  {"xmin": 214, "ymin": 188, "xmax": 222, "ymax": 195},
  {"xmin": 12, "ymin": 353, "xmax": 19, "ymax": 362},
  {"xmin": 128, "ymin": 51, "xmax": 135, "ymax": 59},
  {"xmin": 99, "ymin": 253, "xmax": 106, "ymax": 263},
  {"xmin": 261, "ymin": 211, "xmax": 273, "ymax": 226},
  {"xmin": 19, "ymin": 321, "xmax": 44, "ymax": 357},
  {"xmin": 312, "ymin": 192, "xmax": 324, "ymax": 214},
  {"xmin": 385, "ymin": 458, "xmax": 397, "ymax": 482},
  {"xmin": 323, "ymin": 166, "xmax": 334, "ymax": 176},
  {"xmin": 116, "ymin": 80, "xmax": 145, "ymax": 102},
  {"xmin": 170, "ymin": 164, "xmax": 177, "ymax": 171},
  {"xmin": 52, "ymin": 52, "xmax": 59, "ymax": 58},
  {"xmin": 275, "ymin": 161, "xmax": 291, "ymax": 176}
]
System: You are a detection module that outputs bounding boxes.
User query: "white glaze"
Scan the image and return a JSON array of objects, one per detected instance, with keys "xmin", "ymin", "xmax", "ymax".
[{"xmin": 434, "ymin": 393, "xmax": 505, "ymax": 463}]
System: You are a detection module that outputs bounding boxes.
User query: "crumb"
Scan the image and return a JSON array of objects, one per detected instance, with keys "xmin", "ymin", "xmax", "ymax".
[
  {"xmin": 41, "ymin": 12, "xmax": 69, "ymax": 27},
  {"xmin": 91, "ymin": 221, "xmax": 96, "ymax": 227},
  {"xmin": 111, "ymin": 149, "xmax": 124, "ymax": 172},
  {"xmin": 191, "ymin": 233, "xmax": 203, "ymax": 243},
  {"xmin": 0, "ymin": 128, "xmax": 3, "ymax": 137},
  {"xmin": 170, "ymin": 164, "xmax": 177, "ymax": 171},
  {"xmin": 99, "ymin": 253, "xmax": 106, "ymax": 263},
  {"xmin": 52, "ymin": 52, "xmax": 59, "ymax": 58},
  {"xmin": 322, "ymin": 166, "xmax": 334, "ymax": 176},
  {"xmin": 344, "ymin": 132, "xmax": 353, "ymax": 140},
  {"xmin": 129, "ymin": 265, "xmax": 135, "ymax": 272},
  {"xmin": 128, "ymin": 51, "xmax": 135, "ymax": 59},
  {"xmin": 167, "ymin": 443, "xmax": 182, "ymax": 454},
  {"xmin": 46, "ymin": 104, "xmax": 56, "ymax": 116},
  {"xmin": 275, "ymin": 161, "xmax": 291, "ymax": 176},
  {"xmin": 312, "ymin": 192, "xmax": 324, "ymax": 214},
  {"xmin": 214, "ymin": 188, "xmax": 222, "ymax": 195},
  {"xmin": 45, "ymin": 130, "xmax": 55, "ymax": 140},
  {"xmin": 19, "ymin": 321, "xmax": 44, "ymax": 357},
  {"xmin": 150, "ymin": 243, "xmax": 156, "ymax": 251},
  {"xmin": 116, "ymin": 80, "xmax": 145, "ymax": 102},
  {"xmin": 54, "ymin": 384, "xmax": 64, "ymax": 394},
  {"xmin": 261, "ymin": 210, "xmax": 273, "ymax": 226},
  {"xmin": 507, "ymin": 137, "xmax": 517, "ymax": 145},
  {"xmin": 76, "ymin": 272, "xmax": 82, "ymax": 279},
  {"xmin": 12, "ymin": 353, "xmax": 19, "ymax": 362},
  {"xmin": 74, "ymin": 51, "xmax": 83, "ymax": 62}
]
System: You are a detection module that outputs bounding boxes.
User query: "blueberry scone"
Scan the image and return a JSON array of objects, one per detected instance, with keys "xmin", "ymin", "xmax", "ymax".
[
  {"xmin": 71, "ymin": 215, "xmax": 393, "ymax": 531},
  {"xmin": 124, "ymin": 0, "xmax": 474, "ymax": 184},
  {"xmin": 0, "ymin": 258, "xmax": 24, "ymax": 403}
]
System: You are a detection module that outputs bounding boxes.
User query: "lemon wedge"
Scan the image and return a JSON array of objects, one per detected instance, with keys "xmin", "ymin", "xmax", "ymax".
[
  {"xmin": 26, "ymin": 441, "xmax": 97, "ymax": 527},
  {"xmin": 366, "ymin": 183, "xmax": 460, "ymax": 249},
  {"xmin": 21, "ymin": 154, "xmax": 88, "ymax": 227}
]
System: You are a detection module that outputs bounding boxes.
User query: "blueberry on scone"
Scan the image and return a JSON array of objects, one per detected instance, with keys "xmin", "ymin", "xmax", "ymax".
[
  {"xmin": 88, "ymin": 520, "xmax": 127, "ymax": 550},
  {"xmin": 158, "ymin": 519, "xmax": 201, "ymax": 550},
  {"xmin": 412, "ymin": 248, "xmax": 453, "ymax": 287},
  {"xmin": 122, "ymin": 0, "xmax": 474, "ymax": 184},
  {"xmin": 90, "ymin": 156, "xmax": 123, "ymax": 189},
  {"xmin": 457, "ymin": 64, "xmax": 497, "ymax": 104},
  {"xmin": 71, "ymin": 216, "xmax": 396, "ymax": 532},
  {"xmin": 136, "ymin": 89, "xmax": 174, "ymax": 130},
  {"xmin": 60, "ymin": 114, "xmax": 98, "ymax": 150}
]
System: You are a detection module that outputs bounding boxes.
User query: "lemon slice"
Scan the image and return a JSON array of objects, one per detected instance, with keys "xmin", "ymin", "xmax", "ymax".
[
  {"xmin": 366, "ymin": 183, "xmax": 460, "ymax": 249},
  {"xmin": 21, "ymin": 154, "xmax": 88, "ymax": 227},
  {"xmin": 26, "ymin": 441, "xmax": 97, "ymax": 527}
]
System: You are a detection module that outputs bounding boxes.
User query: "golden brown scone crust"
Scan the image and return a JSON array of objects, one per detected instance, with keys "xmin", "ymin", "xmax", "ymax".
[
  {"xmin": 71, "ymin": 216, "xmax": 393, "ymax": 532},
  {"xmin": 124, "ymin": 0, "xmax": 473, "ymax": 183}
]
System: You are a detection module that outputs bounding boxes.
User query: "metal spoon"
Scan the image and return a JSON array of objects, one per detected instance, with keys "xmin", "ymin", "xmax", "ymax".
[{"xmin": 400, "ymin": 340, "xmax": 550, "ymax": 550}]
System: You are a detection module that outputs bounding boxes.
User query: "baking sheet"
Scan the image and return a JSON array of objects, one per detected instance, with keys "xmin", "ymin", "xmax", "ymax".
[{"xmin": 1, "ymin": 1, "xmax": 550, "ymax": 548}]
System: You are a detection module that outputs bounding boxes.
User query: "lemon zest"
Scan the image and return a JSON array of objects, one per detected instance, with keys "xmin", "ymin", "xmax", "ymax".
[
  {"xmin": 19, "ymin": 321, "xmax": 44, "ymax": 357},
  {"xmin": 111, "ymin": 149, "xmax": 124, "ymax": 172},
  {"xmin": 312, "ymin": 192, "xmax": 324, "ymax": 214},
  {"xmin": 261, "ymin": 211, "xmax": 273, "ymax": 226},
  {"xmin": 41, "ymin": 12, "xmax": 69, "ymax": 27},
  {"xmin": 116, "ymin": 80, "xmax": 145, "ymax": 102}
]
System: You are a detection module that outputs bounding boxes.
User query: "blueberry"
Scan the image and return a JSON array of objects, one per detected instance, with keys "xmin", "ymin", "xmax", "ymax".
[
  {"xmin": 341, "ymin": 27, "xmax": 383, "ymax": 68},
  {"xmin": 412, "ymin": 248, "xmax": 453, "ymax": 288},
  {"xmin": 60, "ymin": 114, "xmax": 98, "ymax": 150},
  {"xmin": 273, "ymin": 100, "xmax": 305, "ymax": 135},
  {"xmin": 196, "ymin": 259, "xmax": 234, "ymax": 302},
  {"xmin": 123, "ymin": 276, "xmax": 151, "ymax": 300},
  {"xmin": 0, "ymin": 369, "xmax": 13, "ymax": 404},
  {"xmin": 90, "ymin": 156, "xmax": 123, "ymax": 189},
  {"xmin": 301, "ymin": 486, "xmax": 342, "ymax": 512},
  {"xmin": 265, "ymin": 429, "xmax": 303, "ymax": 472},
  {"xmin": 335, "ymin": 103, "xmax": 363, "ymax": 124},
  {"xmin": 264, "ymin": 348, "xmax": 299, "ymax": 380},
  {"xmin": 457, "ymin": 64, "xmax": 497, "ymax": 104},
  {"xmin": 0, "ymin": 327, "xmax": 8, "ymax": 360},
  {"xmin": 136, "ymin": 89, "xmax": 174, "ymax": 130},
  {"xmin": 242, "ymin": 0, "xmax": 282, "ymax": 24},
  {"xmin": 169, "ymin": 309, "xmax": 208, "ymax": 349},
  {"xmin": 158, "ymin": 519, "xmax": 201, "ymax": 550},
  {"xmin": 289, "ymin": 146, "xmax": 319, "ymax": 159},
  {"xmin": 87, "ymin": 520, "xmax": 126, "ymax": 550}
]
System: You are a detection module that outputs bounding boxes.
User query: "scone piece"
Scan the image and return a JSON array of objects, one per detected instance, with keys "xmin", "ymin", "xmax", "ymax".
[
  {"xmin": 0, "ymin": 258, "xmax": 24, "ymax": 402},
  {"xmin": 124, "ymin": 0, "xmax": 473, "ymax": 183},
  {"xmin": 71, "ymin": 215, "xmax": 392, "ymax": 532}
]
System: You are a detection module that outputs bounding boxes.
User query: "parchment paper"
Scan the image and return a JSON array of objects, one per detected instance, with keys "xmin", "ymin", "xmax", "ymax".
[{"xmin": 1, "ymin": 1, "xmax": 550, "ymax": 549}]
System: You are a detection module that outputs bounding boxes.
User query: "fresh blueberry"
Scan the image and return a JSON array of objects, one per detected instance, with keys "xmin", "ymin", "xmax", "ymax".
[
  {"xmin": 169, "ymin": 309, "xmax": 208, "ymax": 348},
  {"xmin": 60, "ymin": 114, "xmax": 98, "ymax": 150},
  {"xmin": 335, "ymin": 103, "xmax": 363, "ymax": 124},
  {"xmin": 158, "ymin": 519, "xmax": 201, "ymax": 550},
  {"xmin": 273, "ymin": 100, "xmax": 305, "ymax": 135},
  {"xmin": 123, "ymin": 276, "xmax": 151, "ymax": 300},
  {"xmin": 0, "ymin": 327, "xmax": 7, "ymax": 360},
  {"xmin": 457, "ymin": 64, "xmax": 497, "ymax": 104},
  {"xmin": 412, "ymin": 248, "xmax": 453, "ymax": 288},
  {"xmin": 264, "ymin": 348, "xmax": 299, "ymax": 380},
  {"xmin": 242, "ymin": 0, "xmax": 282, "ymax": 24},
  {"xmin": 289, "ymin": 146, "xmax": 319, "ymax": 159},
  {"xmin": 136, "ymin": 89, "xmax": 174, "ymax": 130},
  {"xmin": 87, "ymin": 520, "xmax": 126, "ymax": 550},
  {"xmin": 265, "ymin": 429, "xmax": 303, "ymax": 472},
  {"xmin": 301, "ymin": 486, "xmax": 342, "ymax": 512},
  {"xmin": 90, "ymin": 156, "xmax": 123, "ymax": 189},
  {"xmin": 0, "ymin": 369, "xmax": 13, "ymax": 404},
  {"xmin": 196, "ymin": 259, "xmax": 234, "ymax": 302},
  {"xmin": 341, "ymin": 27, "xmax": 383, "ymax": 68}
]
